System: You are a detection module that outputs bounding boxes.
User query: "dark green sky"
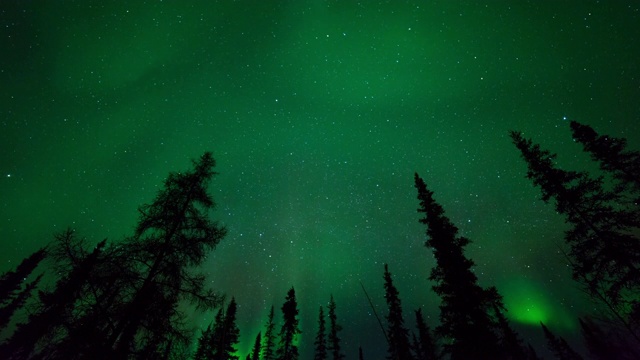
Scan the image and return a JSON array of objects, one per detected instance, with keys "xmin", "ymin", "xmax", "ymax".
[{"xmin": 1, "ymin": 0, "xmax": 639, "ymax": 357}]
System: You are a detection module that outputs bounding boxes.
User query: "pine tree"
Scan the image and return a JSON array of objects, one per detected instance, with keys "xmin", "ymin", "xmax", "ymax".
[
  {"xmin": 570, "ymin": 120, "xmax": 640, "ymax": 196},
  {"xmin": 414, "ymin": 173, "xmax": 503, "ymax": 359},
  {"xmin": 314, "ymin": 306, "xmax": 327, "ymax": 360},
  {"xmin": 262, "ymin": 305, "xmax": 277, "ymax": 360},
  {"xmin": 511, "ymin": 131, "xmax": 640, "ymax": 342},
  {"xmin": 359, "ymin": 346, "xmax": 364, "ymax": 360},
  {"xmin": 382, "ymin": 264, "xmax": 414, "ymax": 360},
  {"xmin": 540, "ymin": 322, "xmax": 583, "ymax": 360},
  {"xmin": 327, "ymin": 295, "xmax": 344, "ymax": 360},
  {"xmin": 277, "ymin": 287, "xmax": 301, "ymax": 360},
  {"xmin": 0, "ymin": 247, "xmax": 46, "ymax": 305},
  {"xmin": 250, "ymin": 332, "xmax": 261, "ymax": 360},
  {"xmin": 413, "ymin": 308, "xmax": 438, "ymax": 360},
  {"xmin": 105, "ymin": 152, "xmax": 227, "ymax": 357}
]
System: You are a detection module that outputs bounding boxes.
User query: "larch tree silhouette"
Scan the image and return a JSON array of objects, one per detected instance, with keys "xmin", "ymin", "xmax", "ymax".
[
  {"xmin": 314, "ymin": 306, "xmax": 327, "ymax": 360},
  {"xmin": 105, "ymin": 152, "xmax": 227, "ymax": 358},
  {"xmin": 383, "ymin": 264, "xmax": 414, "ymax": 360},
  {"xmin": 414, "ymin": 173, "xmax": 504, "ymax": 360},
  {"xmin": 511, "ymin": 131, "xmax": 640, "ymax": 343},
  {"xmin": 276, "ymin": 287, "xmax": 301, "ymax": 360},
  {"xmin": 262, "ymin": 305, "xmax": 277, "ymax": 360},
  {"xmin": 327, "ymin": 295, "xmax": 345, "ymax": 360}
]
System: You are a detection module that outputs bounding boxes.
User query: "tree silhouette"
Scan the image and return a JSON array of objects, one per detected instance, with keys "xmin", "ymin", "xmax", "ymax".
[
  {"xmin": 104, "ymin": 152, "xmax": 227, "ymax": 357},
  {"xmin": 194, "ymin": 322, "xmax": 215, "ymax": 360},
  {"xmin": 249, "ymin": 332, "xmax": 261, "ymax": 360},
  {"xmin": 383, "ymin": 264, "xmax": 413, "ymax": 360},
  {"xmin": 540, "ymin": 322, "xmax": 583, "ymax": 360},
  {"xmin": 359, "ymin": 346, "xmax": 364, "ymax": 360},
  {"xmin": 214, "ymin": 298, "xmax": 240, "ymax": 360},
  {"xmin": 276, "ymin": 287, "xmax": 301, "ymax": 360},
  {"xmin": 511, "ymin": 131, "xmax": 640, "ymax": 342},
  {"xmin": 1, "ymin": 233, "xmax": 106, "ymax": 359},
  {"xmin": 0, "ymin": 247, "xmax": 46, "ymax": 306},
  {"xmin": 314, "ymin": 306, "xmax": 327, "ymax": 360},
  {"xmin": 413, "ymin": 308, "xmax": 438, "ymax": 360},
  {"xmin": 0, "ymin": 274, "xmax": 43, "ymax": 330},
  {"xmin": 570, "ymin": 120, "xmax": 640, "ymax": 197},
  {"xmin": 492, "ymin": 305, "xmax": 531, "ymax": 360},
  {"xmin": 262, "ymin": 305, "xmax": 277, "ymax": 360},
  {"xmin": 414, "ymin": 173, "xmax": 503, "ymax": 359},
  {"xmin": 327, "ymin": 295, "xmax": 344, "ymax": 360}
]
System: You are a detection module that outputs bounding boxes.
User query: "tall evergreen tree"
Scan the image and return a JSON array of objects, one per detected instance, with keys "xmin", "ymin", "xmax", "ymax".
[
  {"xmin": 314, "ymin": 306, "xmax": 327, "ymax": 360},
  {"xmin": 213, "ymin": 297, "xmax": 240, "ymax": 360},
  {"xmin": 276, "ymin": 287, "xmax": 301, "ymax": 360},
  {"xmin": 250, "ymin": 332, "xmax": 261, "ymax": 360},
  {"xmin": 413, "ymin": 308, "xmax": 438, "ymax": 360},
  {"xmin": 382, "ymin": 264, "xmax": 413, "ymax": 360},
  {"xmin": 327, "ymin": 295, "xmax": 344, "ymax": 360},
  {"xmin": 414, "ymin": 173, "xmax": 503, "ymax": 359},
  {"xmin": 262, "ymin": 305, "xmax": 277, "ymax": 360},
  {"xmin": 493, "ymin": 305, "xmax": 528, "ymax": 360},
  {"xmin": 0, "ymin": 248, "xmax": 46, "ymax": 306},
  {"xmin": 570, "ymin": 120, "xmax": 640, "ymax": 196},
  {"xmin": 105, "ymin": 152, "xmax": 227, "ymax": 357},
  {"xmin": 511, "ymin": 131, "xmax": 640, "ymax": 341},
  {"xmin": 359, "ymin": 346, "xmax": 364, "ymax": 360},
  {"xmin": 540, "ymin": 322, "xmax": 583, "ymax": 360}
]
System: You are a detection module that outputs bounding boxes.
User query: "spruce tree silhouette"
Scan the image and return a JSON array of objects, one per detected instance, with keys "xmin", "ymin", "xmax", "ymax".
[
  {"xmin": 314, "ymin": 306, "xmax": 327, "ymax": 360},
  {"xmin": 414, "ymin": 173, "xmax": 503, "ymax": 360},
  {"xmin": 277, "ymin": 287, "xmax": 301, "ymax": 360},
  {"xmin": 249, "ymin": 332, "xmax": 261, "ymax": 360},
  {"xmin": 0, "ymin": 247, "xmax": 46, "ymax": 306},
  {"xmin": 540, "ymin": 322, "xmax": 583, "ymax": 360},
  {"xmin": 262, "ymin": 305, "xmax": 277, "ymax": 360},
  {"xmin": 104, "ymin": 152, "xmax": 227, "ymax": 358},
  {"xmin": 511, "ymin": 131, "xmax": 640, "ymax": 342},
  {"xmin": 213, "ymin": 297, "xmax": 240, "ymax": 360},
  {"xmin": 382, "ymin": 264, "xmax": 414, "ymax": 360},
  {"xmin": 359, "ymin": 346, "xmax": 364, "ymax": 360},
  {"xmin": 492, "ymin": 305, "xmax": 536, "ymax": 360},
  {"xmin": 327, "ymin": 295, "xmax": 345, "ymax": 360},
  {"xmin": 194, "ymin": 322, "xmax": 215, "ymax": 360},
  {"xmin": 413, "ymin": 308, "xmax": 439, "ymax": 360},
  {"xmin": 0, "ymin": 247, "xmax": 46, "ymax": 331},
  {"xmin": 570, "ymin": 120, "xmax": 640, "ymax": 196}
]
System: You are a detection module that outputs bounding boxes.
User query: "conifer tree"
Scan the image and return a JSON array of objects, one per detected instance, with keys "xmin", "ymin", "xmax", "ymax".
[
  {"xmin": 413, "ymin": 308, "xmax": 438, "ymax": 360},
  {"xmin": 540, "ymin": 322, "xmax": 583, "ymax": 360},
  {"xmin": 250, "ymin": 332, "xmax": 261, "ymax": 360},
  {"xmin": 493, "ymin": 305, "xmax": 528, "ymax": 360},
  {"xmin": 359, "ymin": 346, "xmax": 364, "ymax": 360},
  {"xmin": 194, "ymin": 322, "xmax": 215, "ymax": 360},
  {"xmin": 382, "ymin": 264, "xmax": 413, "ymax": 360},
  {"xmin": 314, "ymin": 306, "xmax": 327, "ymax": 360},
  {"xmin": 414, "ymin": 173, "xmax": 503, "ymax": 359},
  {"xmin": 0, "ymin": 248, "xmax": 46, "ymax": 305},
  {"xmin": 262, "ymin": 305, "xmax": 277, "ymax": 360},
  {"xmin": 327, "ymin": 295, "xmax": 344, "ymax": 360},
  {"xmin": 105, "ymin": 152, "xmax": 227, "ymax": 357},
  {"xmin": 213, "ymin": 297, "xmax": 240, "ymax": 360},
  {"xmin": 570, "ymin": 120, "xmax": 640, "ymax": 196},
  {"xmin": 277, "ymin": 287, "xmax": 301, "ymax": 360},
  {"xmin": 511, "ymin": 131, "xmax": 640, "ymax": 341},
  {"xmin": 0, "ymin": 274, "xmax": 43, "ymax": 330},
  {"xmin": 1, "ymin": 234, "xmax": 106, "ymax": 359}
]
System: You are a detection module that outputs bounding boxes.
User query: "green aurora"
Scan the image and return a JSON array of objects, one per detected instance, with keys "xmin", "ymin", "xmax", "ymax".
[{"xmin": 1, "ymin": 0, "xmax": 639, "ymax": 357}]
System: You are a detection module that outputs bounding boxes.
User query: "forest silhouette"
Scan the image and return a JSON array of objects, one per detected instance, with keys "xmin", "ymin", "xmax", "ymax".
[{"xmin": 0, "ymin": 121, "xmax": 638, "ymax": 359}]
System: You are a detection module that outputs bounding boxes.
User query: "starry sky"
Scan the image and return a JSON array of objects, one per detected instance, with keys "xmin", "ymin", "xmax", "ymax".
[{"xmin": 1, "ymin": 1, "xmax": 639, "ymax": 358}]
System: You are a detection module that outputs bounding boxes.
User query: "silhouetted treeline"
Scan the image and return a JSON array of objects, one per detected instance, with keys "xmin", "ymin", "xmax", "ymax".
[{"xmin": 0, "ymin": 120, "xmax": 638, "ymax": 359}]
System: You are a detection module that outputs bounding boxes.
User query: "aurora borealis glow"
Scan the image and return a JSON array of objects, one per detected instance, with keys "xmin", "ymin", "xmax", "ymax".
[{"xmin": 1, "ymin": 1, "xmax": 639, "ymax": 358}]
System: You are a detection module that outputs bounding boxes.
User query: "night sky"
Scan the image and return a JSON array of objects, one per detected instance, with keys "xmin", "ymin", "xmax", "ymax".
[{"xmin": 2, "ymin": 1, "xmax": 640, "ymax": 358}]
